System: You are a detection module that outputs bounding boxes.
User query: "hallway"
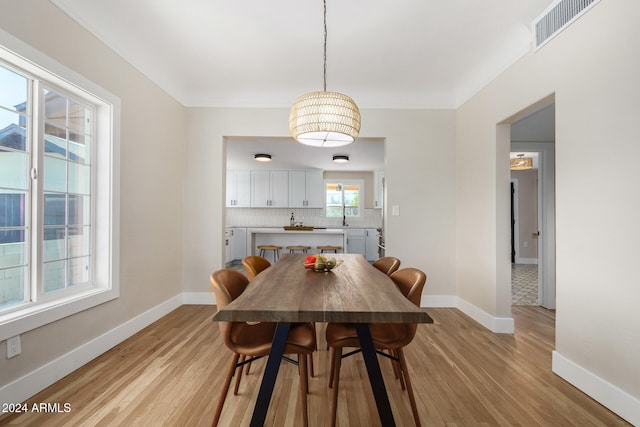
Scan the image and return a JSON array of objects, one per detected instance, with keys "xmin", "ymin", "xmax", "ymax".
[{"xmin": 512, "ymin": 263, "xmax": 538, "ymax": 305}]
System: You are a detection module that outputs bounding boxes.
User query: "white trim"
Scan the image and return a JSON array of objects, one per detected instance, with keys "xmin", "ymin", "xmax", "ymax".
[
  {"xmin": 0, "ymin": 29, "xmax": 121, "ymax": 340},
  {"xmin": 552, "ymin": 351, "xmax": 640, "ymax": 426},
  {"xmin": 0, "ymin": 295, "xmax": 181, "ymax": 405},
  {"xmin": 182, "ymin": 292, "xmax": 216, "ymax": 305},
  {"xmin": 0, "ymin": 293, "xmax": 514, "ymax": 405},
  {"xmin": 456, "ymin": 297, "xmax": 515, "ymax": 333},
  {"xmin": 420, "ymin": 295, "xmax": 515, "ymax": 334},
  {"xmin": 421, "ymin": 295, "xmax": 457, "ymax": 308},
  {"xmin": 5, "ymin": 294, "xmax": 636, "ymax": 425}
]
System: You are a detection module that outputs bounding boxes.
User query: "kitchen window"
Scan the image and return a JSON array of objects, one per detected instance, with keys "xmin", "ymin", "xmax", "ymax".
[
  {"xmin": 325, "ymin": 180, "xmax": 362, "ymax": 219},
  {"xmin": 0, "ymin": 39, "xmax": 120, "ymax": 340}
]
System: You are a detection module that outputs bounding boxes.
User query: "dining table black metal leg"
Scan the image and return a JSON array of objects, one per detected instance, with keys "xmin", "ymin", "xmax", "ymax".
[
  {"xmin": 355, "ymin": 323, "xmax": 396, "ymax": 427},
  {"xmin": 250, "ymin": 322, "xmax": 291, "ymax": 427}
]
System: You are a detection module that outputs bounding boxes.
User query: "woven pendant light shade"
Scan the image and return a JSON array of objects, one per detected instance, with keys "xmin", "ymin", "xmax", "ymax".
[
  {"xmin": 510, "ymin": 156, "xmax": 533, "ymax": 170},
  {"xmin": 289, "ymin": 91, "xmax": 361, "ymax": 147}
]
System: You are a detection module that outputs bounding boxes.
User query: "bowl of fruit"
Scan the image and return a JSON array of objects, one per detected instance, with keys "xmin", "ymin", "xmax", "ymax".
[{"xmin": 304, "ymin": 254, "xmax": 342, "ymax": 272}]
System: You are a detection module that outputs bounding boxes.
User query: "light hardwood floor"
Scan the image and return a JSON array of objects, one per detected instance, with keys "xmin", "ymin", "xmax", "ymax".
[{"xmin": 0, "ymin": 305, "xmax": 630, "ymax": 426}]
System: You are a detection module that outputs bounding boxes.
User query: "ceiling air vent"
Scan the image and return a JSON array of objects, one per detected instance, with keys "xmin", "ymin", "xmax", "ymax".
[{"xmin": 534, "ymin": 0, "xmax": 600, "ymax": 49}]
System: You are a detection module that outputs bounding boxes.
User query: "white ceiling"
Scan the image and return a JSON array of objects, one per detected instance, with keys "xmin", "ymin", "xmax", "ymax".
[
  {"xmin": 51, "ymin": 0, "xmax": 555, "ymax": 109},
  {"xmin": 226, "ymin": 137, "xmax": 384, "ymax": 171}
]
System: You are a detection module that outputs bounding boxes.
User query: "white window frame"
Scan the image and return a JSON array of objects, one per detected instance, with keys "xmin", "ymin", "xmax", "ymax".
[
  {"xmin": 324, "ymin": 179, "xmax": 364, "ymax": 219},
  {"xmin": 0, "ymin": 30, "xmax": 120, "ymax": 341}
]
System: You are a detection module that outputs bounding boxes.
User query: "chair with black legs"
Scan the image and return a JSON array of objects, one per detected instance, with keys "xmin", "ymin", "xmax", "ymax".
[
  {"xmin": 210, "ymin": 269, "xmax": 316, "ymax": 427},
  {"xmin": 241, "ymin": 255, "xmax": 316, "ymax": 377},
  {"xmin": 325, "ymin": 267, "xmax": 427, "ymax": 427}
]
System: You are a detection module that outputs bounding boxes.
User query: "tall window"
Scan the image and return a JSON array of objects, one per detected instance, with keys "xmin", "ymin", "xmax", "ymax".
[
  {"xmin": 325, "ymin": 181, "xmax": 362, "ymax": 218},
  {"xmin": 0, "ymin": 40, "xmax": 118, "ymax": 336},
  {"xmin": 0, "ymin": 63, "xmax": 30, "ymax": 310}
]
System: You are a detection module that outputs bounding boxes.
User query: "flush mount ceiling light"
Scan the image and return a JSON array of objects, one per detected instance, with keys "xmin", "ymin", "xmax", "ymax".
[
  {"xmin": 254, "ymin": 153, "xmax": 272, "ymax": 162},
  {"xmin": 332, "ymin": 155, "xmax": 349, "ymax": 163},
  {"xmin": 288, "ymin": 0, "xmax": 361, "ymax": 148},
  {"xmin": 510, "ymin": 154, "xmax": 533, "ymax": 170}
]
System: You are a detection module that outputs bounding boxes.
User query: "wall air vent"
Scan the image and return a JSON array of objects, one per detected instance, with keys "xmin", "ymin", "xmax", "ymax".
[{"xmin": 533, "ymin": 0, "xmax": 601, "ymax": 49}]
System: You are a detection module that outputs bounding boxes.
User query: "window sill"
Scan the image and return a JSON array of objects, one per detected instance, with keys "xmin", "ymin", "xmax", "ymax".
[{"xmin": 0, "ymin": 287, "xmax": 118, "ymax": 341}]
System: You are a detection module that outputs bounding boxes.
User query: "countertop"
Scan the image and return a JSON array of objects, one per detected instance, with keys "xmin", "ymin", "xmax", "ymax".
[{"xmin": 249, "ymin": 227, "xmax": 346, "ymax": 234}]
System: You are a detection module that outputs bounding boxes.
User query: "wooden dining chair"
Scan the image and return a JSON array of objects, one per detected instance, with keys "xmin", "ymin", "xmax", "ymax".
[
  {"xmin": 241, "ymin": 255, "xmax": 315, "ymax": 377},
  {"xmin": 372, "ymin": 256, "xmax": 401, "ymax": 276},
  {"xmin": 242, "ymin": 255, "xmax": 271, "ymax": 280},
  {"xmin": 325, "ymin": 267, "xmax": 427, "ymax": 427},
  {"xmin": 210, "ymin": 269, "xmax": 317, "ymax": 427},
  {"xmin": 230, "ymin": 256, "xmax": 270, "ymax": 389}
]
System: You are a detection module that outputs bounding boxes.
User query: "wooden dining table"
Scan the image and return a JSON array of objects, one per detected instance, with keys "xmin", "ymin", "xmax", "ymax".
[{"xmin": 212, "ymin": 253, "xmax": 433, "ymax": 426}]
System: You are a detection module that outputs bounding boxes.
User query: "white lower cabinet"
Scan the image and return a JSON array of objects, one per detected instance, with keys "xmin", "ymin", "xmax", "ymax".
[
  {"xmin": 225, "ymin": 228, "xmax": 232, "ymax": 264},
  {"xmin": 365, "ymin": 228, "xmax": 379, "ymax": 261},
  {"xmin": 231, "ymin": 228, "xmax": 247, "ymax": 261},
  {"xmin": 346, "ymin": 229, "xmax": 366, "ymax": 256},
  {"xmin": 346, "ymin": 228, "xmax": 380, "ymax": 261}
]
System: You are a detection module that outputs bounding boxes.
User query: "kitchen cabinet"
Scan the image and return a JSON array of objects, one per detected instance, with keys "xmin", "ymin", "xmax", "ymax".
[
  {"xmin": 365, "ymin": 228, "xmax": 379, "ymax": 261},
  {"xmin": 374, "ymin": 170, "xmax": 384, "ymax": 209},
  {"xmin": 346, "ymin": 228, "xmax": 380, "ymax": 261},
  {"xmin": 289, "ymin": 170, "xmax": 324, "ymax": 208},
  {"xmin": 230, "ymin": 228, "xmax": 247, "ymax": 261},
  {"xmin": 251, "ymin": 170, "xmax": 289, "ymax": 207},
  {"xmin": 226, "ymin": 170, "xmax": 251, "ymax": 207},
  {"xmin": 225, "ymin": 228, "xmax": 232, "ymax": 264},
  {"xmin": 346, "ymin": 229, "xmax": 366, "ymax": 256}
]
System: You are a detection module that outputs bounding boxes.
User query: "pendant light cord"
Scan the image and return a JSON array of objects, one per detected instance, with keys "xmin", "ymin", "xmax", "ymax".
[{"xmin": 323, "ymin": 0, "xmax": 327, "ymax": 92}]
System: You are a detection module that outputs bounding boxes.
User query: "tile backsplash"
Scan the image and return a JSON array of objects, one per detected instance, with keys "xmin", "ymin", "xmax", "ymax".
[{"xmin": 226, "ymin": 208, "xmax": 382, "ymax": 228}]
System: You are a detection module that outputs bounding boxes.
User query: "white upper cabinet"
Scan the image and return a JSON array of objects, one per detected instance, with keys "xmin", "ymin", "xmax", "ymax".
[
  {"xmin": 289, "ymin": 170, "xmax": 324, "ymax": 208},
  {"xmin": 251, "ymin": 170, "xmax": 289, "ymax": 207},
  {"xmin": 226, "ymin": 170, "xmax": 251, "ymax": 207}
]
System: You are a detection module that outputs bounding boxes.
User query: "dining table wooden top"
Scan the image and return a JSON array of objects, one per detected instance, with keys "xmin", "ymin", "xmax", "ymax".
[{"xmin": 212, "ymin": 253, "xmax": 433, "ymax": 325}]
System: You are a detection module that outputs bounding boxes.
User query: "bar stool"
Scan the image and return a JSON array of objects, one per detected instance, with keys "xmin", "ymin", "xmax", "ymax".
[
  {"xmin": 287, "ymin": 245, "xmax": 311, "ymax": 254},
  {"xmin": 317, "ymin": 245, "xmax": 342, "ymax": 254},
  {"xmin": 257, "ymin": 245, "xmax": 282, "ymax": 262}
]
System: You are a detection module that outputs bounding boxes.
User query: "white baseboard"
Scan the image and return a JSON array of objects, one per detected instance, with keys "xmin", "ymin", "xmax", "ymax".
[
  {"xmin": 456, "ymin": 297, "xmax": 515, "ymax": 333},
  {"xmin": 552, "ymin": 351, "xmax": 640, "ymax": 426},
  {"xmin": 182, "ymin": 292, "xmax": 215, "ymax": 305},
  {"xmin": 419, "ymin": 295, "xmax": 514, "ymax": 334},
  {"xmin": 421, "ymin": 295, "xmax": 457, "ymax": 307},
  {"xmin": 0, "ymin": 292, "xmax": 514, "ymax": 407},
  {"xmin": 0, "ymin": 294, "xmax": 183, "ymax": 406}
]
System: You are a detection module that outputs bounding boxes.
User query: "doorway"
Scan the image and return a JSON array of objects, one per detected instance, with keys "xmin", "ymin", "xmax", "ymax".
[
  {"xmin": 509, "ymin": 103, "xmax": 556, "ymax": 310},
  {"xmin": 510, "ymin": 166, "xmax": 540, "ymax": 306}
]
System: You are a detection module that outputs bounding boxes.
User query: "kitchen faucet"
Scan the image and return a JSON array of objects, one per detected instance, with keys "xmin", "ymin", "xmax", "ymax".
[{"xmin": 342, "ymin": 203, "xmax": 348, "ymax": 227}]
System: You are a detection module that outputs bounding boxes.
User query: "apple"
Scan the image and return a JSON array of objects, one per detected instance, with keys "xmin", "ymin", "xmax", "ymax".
[{"xmin": 304, "ymin": 255, "xmax": 317, "ymax": 269}]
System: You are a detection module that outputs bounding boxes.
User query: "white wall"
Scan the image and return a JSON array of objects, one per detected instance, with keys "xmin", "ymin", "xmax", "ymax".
[
  {"xmin": 3, "ymin": 0, "xmax": 637, "ymax": 424},
  {"xmin": 182, "ymin": 108, "xmax": 457, "ymax": 298},
  {"xmin": 456, "ymin": 0, "xmax": 640, "ymax": 422},
  {"xmin": 0, "ymin": 0, "xmax": 185, "ymax": 389}
]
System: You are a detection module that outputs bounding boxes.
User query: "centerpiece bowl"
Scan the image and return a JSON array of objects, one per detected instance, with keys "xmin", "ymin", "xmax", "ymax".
[{"xmin": 303, "ymin": 254, "xmax": 342, "ymax": 272}]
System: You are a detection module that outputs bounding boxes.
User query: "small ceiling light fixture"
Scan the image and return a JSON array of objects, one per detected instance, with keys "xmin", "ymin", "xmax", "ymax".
[
  {"xmin": 254, "ymin": 153, "xmax": 272, "ymax": 162},
  {"xmin": 288, "ymin": 0, "xmax": 361, "ymax": 148},
  {"xmin": 510, "ymin": 154, "xmax": 533, "ymax": 170},
  {"xmin": 332, "ymin": 155, "xmax": 349, "ymax": 163}
]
